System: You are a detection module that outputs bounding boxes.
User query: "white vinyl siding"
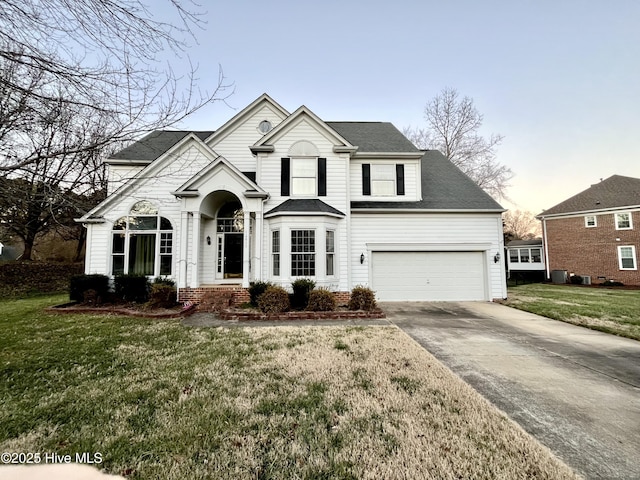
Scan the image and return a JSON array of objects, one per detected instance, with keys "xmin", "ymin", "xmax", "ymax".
[
  {"xmin": 350, "ymin": 159, "xmax": 420, "ymax": 201},
  {"xmin": 351, "ymin": 213, "xmax": 505, "ymax": 300}
]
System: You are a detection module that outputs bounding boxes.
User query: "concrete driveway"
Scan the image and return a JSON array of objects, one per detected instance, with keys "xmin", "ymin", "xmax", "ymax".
[{"xmin": 384, "ymin": 301, "xmax": 640, "ymax": 480}]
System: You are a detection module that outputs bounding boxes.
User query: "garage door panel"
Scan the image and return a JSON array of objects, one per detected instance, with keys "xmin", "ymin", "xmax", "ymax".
[{"xmin": 372, "ymin": 251, "xmax": 486, "ymax": 301}]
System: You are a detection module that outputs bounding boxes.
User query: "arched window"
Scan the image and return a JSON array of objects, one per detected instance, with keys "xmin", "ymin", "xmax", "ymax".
[{"xmin": 112, "ymin": 201, "xmax": 173, "ymax": 276}]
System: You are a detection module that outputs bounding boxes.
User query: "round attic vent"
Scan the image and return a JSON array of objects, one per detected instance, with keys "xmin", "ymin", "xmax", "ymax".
[{"xmin": 258, "ymin": 120, "xmax": 272, "ymax": 134}]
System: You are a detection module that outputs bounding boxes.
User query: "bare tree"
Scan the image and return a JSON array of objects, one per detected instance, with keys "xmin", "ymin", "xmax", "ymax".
[
  {"xmin": 503, "ymin": 210, "xmax": 541, "ymax": 241},
  {"xmin": 404, "ymin": 87, "xmax": 512, "ymax": 199},
  {"xmin": 0, "ymin": 0, "xmax": 232, "ymax": 172}
]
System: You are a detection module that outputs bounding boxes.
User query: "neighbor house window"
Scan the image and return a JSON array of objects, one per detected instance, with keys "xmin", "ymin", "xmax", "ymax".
[
  {"xmin": 530, "ymin": 248, "xmax": 542, "ymax": 263},
  {"xmin": 111, "ymin": 201, "xmax": 173, "ymax": 276},
  {"xmin": 615, "ymin": 212, "xmax": 632, "ymax": 230},
  {"xmin": 291, "ymin": 158, "xmax": 317, "ymax": 196},
  {"xmin": 509, "ymin": 249, "xmax": 519, "ymax": 263},
  {"xmin": 291, "ymin": 229, "xmax": 315, "ymax": 276},
  {"xmin": 272, "ymin": 230, "xmax": 280, "ymax": 276},
  {"xmin": 618, "ymin": 246, "xmax": 637, "ymax": 270},
  {"xmin": 519, "ymin": 249, "xmax": 530, "ymax": 263},
  {"xmin": 585, "ymin": 215, "xmax": 597, "ymax": 227},
  {"xmin": 326, "ymin": 230, "xmax": 335, "ymax": 276}
]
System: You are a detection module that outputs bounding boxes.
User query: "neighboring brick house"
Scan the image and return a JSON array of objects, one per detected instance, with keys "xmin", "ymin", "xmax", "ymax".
[{"xmin": 537, "ymin": 175, "xmax": 640, "ymax": 285}]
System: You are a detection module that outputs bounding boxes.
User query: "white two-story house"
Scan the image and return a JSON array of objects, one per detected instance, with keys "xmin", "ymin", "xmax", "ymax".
[{"xmin": 78, "ymin": 94, "xmax": 507, "ymax": 302}]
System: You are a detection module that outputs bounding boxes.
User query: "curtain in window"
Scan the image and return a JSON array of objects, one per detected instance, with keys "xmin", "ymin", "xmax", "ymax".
[{"xmin": 129, "ymin": 234, "xmax": 156, "ymax": 275}]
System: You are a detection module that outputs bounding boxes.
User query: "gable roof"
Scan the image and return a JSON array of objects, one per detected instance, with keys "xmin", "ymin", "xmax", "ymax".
[
  {"xmin": 108, "ymin": 131, "xmax": 214, "ymax": 163},
  {"xmin": 352, "ymin": 150, "xmax": 504, "ymax": 212},
  {"xmin": 538, "ymin": 175, "xmax": 640, "ymax": 217},
  {"xmin": 326, "ymin": 122, "xmax": 419, "ymax": 153},
  {"xmin": 265, "ymin": 199, "xmax": 345, "ymax": 218}
]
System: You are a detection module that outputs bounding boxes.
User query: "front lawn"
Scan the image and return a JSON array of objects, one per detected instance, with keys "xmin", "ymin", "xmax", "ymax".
[
  {"xmin": 0, "ymin": 295, "xmax": 578, "ymax": 479},
  {"xmin": 504, "ymin": 283, "xmax": 640, "ymax": 340}
]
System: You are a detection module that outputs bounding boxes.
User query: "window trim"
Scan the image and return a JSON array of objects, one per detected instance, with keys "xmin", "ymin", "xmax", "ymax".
[
  {"xmin": 615, "ymin": 212, "xmax": 633, "ymax": 230},
  {"xmin": 326, "ymin": 229, "xmax": 335, "ymax": 277},
  {"xmin": 584, "ymin": 215, "xmax": 597, "ymax": 228},
  {"xmin": 618, "ymin": 245, "xmax": 637, "ymax": 270}
]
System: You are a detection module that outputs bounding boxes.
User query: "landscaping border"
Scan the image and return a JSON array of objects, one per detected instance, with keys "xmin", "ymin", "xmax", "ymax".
[
  {"xmin": 217, "ymin": 308, "xmax": 386, "ymax": 321},
  {"xmin": 46, "ymin": 302, "xmax": 197, "ymax": 319}
]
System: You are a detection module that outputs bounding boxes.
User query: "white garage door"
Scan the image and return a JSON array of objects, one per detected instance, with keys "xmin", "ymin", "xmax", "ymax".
[{"xmin": 371, "ymin": 251, "xmax": 487, "ymax": 301}]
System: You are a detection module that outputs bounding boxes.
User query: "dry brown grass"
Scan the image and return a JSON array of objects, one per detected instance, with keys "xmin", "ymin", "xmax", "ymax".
[{"xmin": 215, "ymin": 326, "xmax": 580, "ymax": 480}]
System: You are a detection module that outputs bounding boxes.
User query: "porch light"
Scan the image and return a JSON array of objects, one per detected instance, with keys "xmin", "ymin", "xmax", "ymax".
[
  {"xmin": 494, "ymin": 252, "xmax": 501, "ymax": 263},
  {"xmin": 360, "ymin": 253, "xmax": 365, "ymax": 264},
  {"xmin": 206, "ymin": 236, "xmax": 211, "ymax": 245}
]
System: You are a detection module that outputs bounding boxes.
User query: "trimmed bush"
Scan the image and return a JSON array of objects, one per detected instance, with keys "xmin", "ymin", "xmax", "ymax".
[
  {"xmin": 70, "ymin": 274, "xmax": 110, "ymax": 303},
  {"xmin": 258, "ymin": 286, "xmax": 291, "ymax": 314},
  {"xmin": 569, "ymin": 275, "xmax": 583, "ymax": 285},
  {"xmin": 146, "ymin": 284, "xmax": 178, "ymax": 309},
  {"xmin": 153, "ymin": 276, "xmax": 175, "ymax": 287},
  {"xmin": 348, "ymin": 286, "xmax": 377, "ymax": 311},
  {"xmin": 249, "ymin": 281, "xmax": 274, "ymax": 307},
  {"xmin": 307, "ymin": 288, "xmax": 337, "ymax": 312},
  {"xmin": 602, "ymin": 280, "xmax": 624, "ymax": 287},
  {"xmin": 291, "ymin": 278, "xmax": 316, "ymax": 309},
  {"xmin": 114, "ymin": 274, "xmax": 149, "ymax": 303}
]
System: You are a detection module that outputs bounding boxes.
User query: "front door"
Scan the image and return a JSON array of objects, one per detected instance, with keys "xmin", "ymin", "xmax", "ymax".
[{"xmin": 223, "ymin": 233, "xmax": 243, "ymax": 278}]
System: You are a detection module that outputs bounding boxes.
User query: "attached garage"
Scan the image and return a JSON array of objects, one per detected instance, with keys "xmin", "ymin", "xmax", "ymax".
[{"xmin": 371, "ymin": 251, "xmax": 487, "ymax": 301}]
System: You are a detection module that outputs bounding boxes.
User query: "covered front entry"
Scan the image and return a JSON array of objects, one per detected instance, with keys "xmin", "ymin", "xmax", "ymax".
[{"xmin": 371, "ymin": 251, "xmax": 487, "ymax": 301}]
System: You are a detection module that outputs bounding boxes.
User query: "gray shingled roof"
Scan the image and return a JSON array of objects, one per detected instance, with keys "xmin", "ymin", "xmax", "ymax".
[
  {"xmin": 539, "ymin": 175, "xmax": 640, "ymax": 216},
  {"xmin": 352, "ymin": 150, "xmax": 504, "ymax": 211},
  {"xmin": 265, "ymin": 199, "xmax": 345, "ymax": 217},
  {"xmin": 109, "ymin": 130, "xmax": 214, "ymax": 162},
  {"xmin": 506, "ymin": 239, "xmax": 543, "ymax": 247},
  {"xmin": 326, "ymin": 122, "xmax": 419, "ymax": 153}
]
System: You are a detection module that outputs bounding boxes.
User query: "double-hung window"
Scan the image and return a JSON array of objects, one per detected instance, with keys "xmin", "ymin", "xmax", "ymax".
[
  {"xmin": 371, "ymin": 164, "xmax": 396, "ymax": 196},
  {"xmin": 615, "ymin": 212, "xmax": 632, "ymax": 230},
  {"xmin": 585, "ymin": 215, "xmax": 597, "ymax": 227},
  {"xmin": 326, "ymin": 230, "xmax": 335, "ymax": 276},
  {"xmin": 291, "ymin": 158, "xmax": 317, "ymax": 196},
  {"xmin": 272, "ymin": 230, "xmax": 280, "ymax": 276},
  {"xmin": 618, "ymin": 246, "xmax": 637, "ymax": 270},
  {"xmin": 291, "ymin": 230, "xmax": 315, "ymax": 276}
]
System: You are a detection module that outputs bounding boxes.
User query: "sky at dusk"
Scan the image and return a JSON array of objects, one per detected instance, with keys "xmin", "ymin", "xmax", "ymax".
[{"xmin": 162, "ymin": 0, "xmax": 640, "ymax": 215}]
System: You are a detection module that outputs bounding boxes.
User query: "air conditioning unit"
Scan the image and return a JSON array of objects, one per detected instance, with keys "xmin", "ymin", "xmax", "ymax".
[{"xmin": 582, "ymin": 275, "xmax": 591, "ymax": 285}]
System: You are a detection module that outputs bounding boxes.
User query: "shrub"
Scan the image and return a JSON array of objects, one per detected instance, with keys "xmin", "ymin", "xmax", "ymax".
[
  {"xmin": 249, "ymin": 281, "xmax": 274, "ymax": 307},
  {"xmin": 114, "ymin": 274, "xmax": 149, "ymax": 303},
  {"xmin": 291, "ymin": 278, "xmax": 316, "ymax": 309},
  {"xmin": 70, "ymin": 274, "xmax": 110, "ymax": 303},
  {"xmin": 307, "ymin": 288, "xmax": 337, "ymax": 311},
  {"xmin": 570, "ymin": 275, "xmax": 583, "ymax": 285},
  {"xmin": 146, "ymin": 284, "xmax": 177, "ymax": 309},
  {"xmin": 258, "ymin": 286, "xmax": 291, "ymax": 314},
  {"xmin": 602, "ymin": 280, "xmax": 624, "ymax": 287},
  {"xmin": 153, "ymin": 276, "xmax": 175, "ymax": 287},
  {"xmin": 348, "ymin": 286, "xmax": 377, "ymax": 311}
]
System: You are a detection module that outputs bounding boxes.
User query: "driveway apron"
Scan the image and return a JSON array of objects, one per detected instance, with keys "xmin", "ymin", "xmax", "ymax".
[{"xmin": 385, "ymin": 301, "xmax": 640, "ymax": 480}]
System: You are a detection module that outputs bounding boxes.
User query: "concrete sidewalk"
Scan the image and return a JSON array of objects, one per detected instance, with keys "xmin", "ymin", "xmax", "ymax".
[{"xmin": 385, "ymin": 301, "xmax": 640, "ymax": 480}]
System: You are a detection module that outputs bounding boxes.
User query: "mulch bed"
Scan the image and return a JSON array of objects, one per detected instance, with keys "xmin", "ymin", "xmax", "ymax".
[{"xmin": 217, "ymin": 308, "xmax": 386, "ymax": 321}]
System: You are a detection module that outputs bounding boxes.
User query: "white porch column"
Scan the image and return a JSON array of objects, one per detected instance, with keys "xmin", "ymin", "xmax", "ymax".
[
  {"xmin": 254, "ymin": 210, "xmax": 263, "ymax": 281},
  {"xmin": 179, "ymin": 211, "xmax": 189, "ymax": 288},
  {"xmin": 242, "ymin": 210, "xmax": 251, "ymax": 288},
  {"xmin": 191, "ymin": 213, "xmax": 201, "ymax": 287}
]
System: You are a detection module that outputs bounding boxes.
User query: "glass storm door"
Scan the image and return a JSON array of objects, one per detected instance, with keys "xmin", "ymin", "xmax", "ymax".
[{"xmin": 222, "ymin": 233, "xmax": 243, "ymax": 278}]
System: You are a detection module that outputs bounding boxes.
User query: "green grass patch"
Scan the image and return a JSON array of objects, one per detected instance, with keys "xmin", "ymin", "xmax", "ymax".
[
  {"xmin": 0, "ymin": 295, "xmax": 580, "ymax": 479},
  {"xmin": 504, "ymin": 283, "xmax": 640, "ymax": 340}
]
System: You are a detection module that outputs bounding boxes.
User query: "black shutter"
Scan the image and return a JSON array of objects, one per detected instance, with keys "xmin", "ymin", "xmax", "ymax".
[
  {"xmin": 281, "ymin": 158, "xmax": 290, "ymax": 196},
  {"xmin": 318, "ymin": 158, "xmax": 327, "ymax": 196},
  {"xmin": 396, "ymin": 164, "xmax": 405, "ymax": 196},
  {"xmin": 362, "ymin": 164, "xmax": 371, "ymax": 196}
]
